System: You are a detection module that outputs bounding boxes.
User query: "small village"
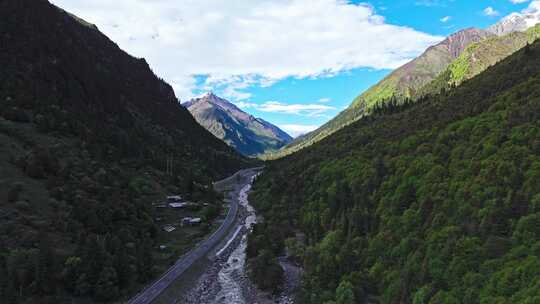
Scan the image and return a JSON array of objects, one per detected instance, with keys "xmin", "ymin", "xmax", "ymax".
[{"xmin": 151, "ymin": 192, "xmax": 227, "ymax": 258}]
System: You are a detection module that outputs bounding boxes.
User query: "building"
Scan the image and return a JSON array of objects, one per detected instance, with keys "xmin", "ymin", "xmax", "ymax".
[
  {"xmin": 181, "ymin": 217, "xmax": 202, "ymax": 226},
  {"xmin": 167, "ymin": 195, "xmax": 183, "ymax": 202},
  {"xmin": 153, "ymin": 202, "xmax": 167, "ymax": 208},
  {"xmin": 190, "ymin": 217, "xmax": 202, "ymax": 225},
  {"xmin": 169, "ymin": 202, "xmax": 188, "ymax": 208},
  {"xmin": 162, "ymin": 225, "xmax": 176, "ymax": 233}
]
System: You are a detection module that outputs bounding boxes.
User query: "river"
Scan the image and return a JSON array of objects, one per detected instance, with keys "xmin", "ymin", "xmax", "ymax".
[
  {"xmin": 180, "ymin": 173, "xmax": 300, "ymax": 304},
  {"xmin": 212, "ymin": 181, "xmax": 255, "ymax": 304}
]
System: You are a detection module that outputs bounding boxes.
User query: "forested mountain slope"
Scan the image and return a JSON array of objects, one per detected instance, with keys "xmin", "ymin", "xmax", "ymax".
[
  {"xmin": 422, "ymin": 24, "xmax": 540, "ymax": 95},
  {"xmin": 0, "ymin": 0, "xmax": 249, "ymax": 302},
  {"xmin": 184, "ymin": 93, "xmax": 292, "ymax": 156},
  {"xmin": 249, "ymin": 38, "xmax": 540, "ymax": 303},
  {"xmin": 270, "ymin": 28, "xmax": 492, "ymax": 158},
  {"xmin": 274, "ymin": 23, "xmax": 540, "ymax": 160}
]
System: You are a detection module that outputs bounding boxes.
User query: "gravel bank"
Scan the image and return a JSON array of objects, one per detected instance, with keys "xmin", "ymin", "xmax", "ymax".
[{"xmin": 180, "ymin": 177, "xmax": 302, "ymax": 304}]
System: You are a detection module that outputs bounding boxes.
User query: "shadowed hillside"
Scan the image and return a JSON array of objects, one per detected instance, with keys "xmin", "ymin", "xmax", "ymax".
[{"xmin": 0, "ymin": 0, "xmax": 250, "ymax": 302}]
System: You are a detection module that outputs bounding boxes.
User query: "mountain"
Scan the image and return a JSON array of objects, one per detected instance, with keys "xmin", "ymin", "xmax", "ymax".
[
  {"xmin": 184, "ymin": 93, "xmax": 292, "ymax": 156},
  {"xmin": 350, "ymin": 28, "xmax": 492, "ymax": 108},
  {"xmin": 275, "ymin": 14, "xmax": 540, "ymax": 159},
  {"xmin": 423, "ymin": 23, "xmax": 540, "ymax": 94},
  {"xmin": 0, "ymin": 0, "xmax": 249, "ymax": 302},
  {"xmin": 272, "ymin": 28, "xmax": 493, "ymax": 157},
  {"xmin": 249, "ymin": 37, "xmax": 540, "ymax": 304},
  {"xmin": 488, "ymin": 10, "xmax": 540, "ymax": 36}
]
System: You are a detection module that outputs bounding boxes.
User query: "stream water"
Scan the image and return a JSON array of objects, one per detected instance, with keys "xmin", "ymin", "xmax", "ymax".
[
  {"xmin": 212, "ymin": 179, "xmax": 256, "ymax": 304},
  {"xmin": 181, "ymin": 173, "xmax": 299, "ymax": 304}
]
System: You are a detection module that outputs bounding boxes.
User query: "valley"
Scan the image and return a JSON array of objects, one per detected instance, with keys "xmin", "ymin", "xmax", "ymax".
[
  {"xmin": 1, "ymin": 1, "xmax": 539, "ymax": 304},
  {"xmin": 129, "ymin": 168, "xmax": 263, "ymax": 304}
]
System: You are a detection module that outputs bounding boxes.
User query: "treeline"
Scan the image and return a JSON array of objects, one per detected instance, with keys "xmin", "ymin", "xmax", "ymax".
[
  {"xmin": 246, "ymin": 223, "xmax": 286, "ymax": 292},
  {"xmin": 248, "ymin": 37, "xmax": 540, "ymax": 303},
  {"xmin": 1, "ymin": 234, "xmax": 154, "ymax": 302}
]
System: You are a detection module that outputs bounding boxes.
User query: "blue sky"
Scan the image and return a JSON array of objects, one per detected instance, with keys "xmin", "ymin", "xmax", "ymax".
[
  {"xmin": 52, "ymin": 0, "xmax": 536, "ymax": 136},
  {"xmin": 193, "ymin": 0, "xmax": 533, "ymax": 135}
]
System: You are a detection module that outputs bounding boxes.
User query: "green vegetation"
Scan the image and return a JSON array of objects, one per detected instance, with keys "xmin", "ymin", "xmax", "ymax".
[
  {"xmin": 246, "ymin": 223, "xmax": 286, "ymax": 292},
  {"xmin": 271, "ymin": 28, "xmax": 491, "ymax": 159},
  {"xmin": 356, "ymin": 78, "xmax": 399, "ymax": 110},
  {"xmin": 250, "ymin": 37, "xmax": 540, "ymax": 303},
  {"xmin": 0, "ymin": 0, "xmax": 249, "ymax": 303},
  {"xmin": 274, "ymin": 26, "xmax": 540, "ymax": 161},
  {"xmin": 447, "ymin": 44, "xmax": 477, "ymax": 83},
  {"xmin": 423, "ymin": 24, "xmax": 540, "ymax": 96}
]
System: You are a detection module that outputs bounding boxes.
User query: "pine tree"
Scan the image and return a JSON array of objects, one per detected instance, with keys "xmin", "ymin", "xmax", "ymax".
[{"xmin": 95, "ymin": 265, "xmax": 119, "ymax": 301}]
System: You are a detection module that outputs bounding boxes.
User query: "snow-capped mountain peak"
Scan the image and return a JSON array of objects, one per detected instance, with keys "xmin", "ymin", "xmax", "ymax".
[{"xmin": 488, "ymin": 9, "xmax": 540, "ymax": 36}]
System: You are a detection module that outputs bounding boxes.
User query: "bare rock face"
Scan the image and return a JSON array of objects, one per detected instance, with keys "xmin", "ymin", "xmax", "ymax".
[
  {"xmin": 184, "ymin": 93, "xmax": 293, "ymax": 157},
  {"xmin": 441, "ymin": 28, "xmax": 493, "ymax": 58}
]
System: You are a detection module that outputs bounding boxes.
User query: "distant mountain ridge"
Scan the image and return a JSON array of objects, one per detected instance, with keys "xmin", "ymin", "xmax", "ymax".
[
  {"xmin": 273, "ymin": 28, "xmax": 492, "ymax": 157},
  {"xmin": 350, "ymin": 28, "xmax": 492, "ymax": 108},
  {"xmin": 273, "ymin": 14, "xmax": 540, "ymax": 158},
  {"xmin": 184, "ymin": 93, "xmax": 292, "ymax": 156},
  {"xmin": 423, "ymin": 23, "xmax": 540, "ymax": 95}
]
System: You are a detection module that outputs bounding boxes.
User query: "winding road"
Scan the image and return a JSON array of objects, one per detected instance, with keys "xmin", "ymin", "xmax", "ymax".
[{"xmin": 128, "ymin": 168, "xmax": 262, "ymax": 304}]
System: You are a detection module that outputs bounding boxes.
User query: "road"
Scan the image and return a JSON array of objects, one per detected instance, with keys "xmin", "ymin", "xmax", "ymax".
[{"xmin": 128, "ymin": 168, "xmax": 262, "ymax": 304}]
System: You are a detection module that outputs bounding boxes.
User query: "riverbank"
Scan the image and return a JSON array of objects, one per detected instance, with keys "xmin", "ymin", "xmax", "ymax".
[{"xmin": 179, "ymin": 176, "xmax": 302, "ymax": 304}]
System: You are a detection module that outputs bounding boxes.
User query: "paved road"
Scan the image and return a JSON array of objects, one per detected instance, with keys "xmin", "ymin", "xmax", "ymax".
[{"xmin": 128, "ymin": 168, "xmax": 261, "ymax": 304}]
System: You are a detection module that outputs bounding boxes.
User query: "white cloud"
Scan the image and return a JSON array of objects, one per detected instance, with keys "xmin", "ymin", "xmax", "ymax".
[
  {"xmin": 170, "ymin": 75, "xmax": 198, "ymax": 102},
  {"xmin": 232, "ymin": 100, "xmax": 336, "ymax": 117},
  {"xmin": 510, "ymin": 0, "xmax": 529, "ymax": 4},
  {"xmin": 279, "ymin": 124, "xmax": 320, "ymax": 137},
  {"xmin": 257, "ymin": 101, "xmax": 335, "ymax": 117},
  {"xmin": 233, "ymin": 101, "xmax": 257, "ymax": 108},
  {"xmin": 484, "ymin": 7, "xmax": 500, "ymax": 17},
  {"xmin": 525, "ymin": 0, "xmax": 540, "ymax": 13},
  {"xmin": 440, "ymin": 16, "xmax": 452, "ymax": 23},
  {"xmin": 50, "ymin": 0, "xmax": 443, "ymax": 100},
  {"xmin": 318, "ymin": 98, "xmax": 332, "ymax": 103},
  {"xmin": 496, "ymin": 1, "xmax": 540, "ymax": 29}
]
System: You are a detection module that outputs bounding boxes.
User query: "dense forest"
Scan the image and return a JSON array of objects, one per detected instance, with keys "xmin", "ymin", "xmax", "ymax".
[
  {"xmin": 249, "ymin": 40, "xmax": 540, "ymax": 303},
  {"xmin": 0, "ymin": 0, "xmax": 249, "ymax": 303}
]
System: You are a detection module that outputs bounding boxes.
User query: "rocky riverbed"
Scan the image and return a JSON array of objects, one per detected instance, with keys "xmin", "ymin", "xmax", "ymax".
[{"xmin": 179, "ymin": 180, "xmax": 302, "ymax": 304}]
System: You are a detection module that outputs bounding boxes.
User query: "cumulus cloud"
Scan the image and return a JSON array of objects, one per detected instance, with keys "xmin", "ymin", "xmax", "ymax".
[
  {"xmin": 278, "ymin": 124, "xmax": 320, "ymax": 137},
  {"xmin": 484, "ymin": 7, "xmax": 500, "ymax": 17},
  {"xmin": 497, "ymin": 1, "xmax": 540, "ymax": 27},
  {"xmin": 525, "ymin": 0, "xmax": 540, "ymax": 13},
  {"xmin": 50, "ymin": 0, "xmax": 443, "ymax": 100},
  {"xmin": 510, "ymin": 0, "xmax": 529, "ymax": 4}
]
